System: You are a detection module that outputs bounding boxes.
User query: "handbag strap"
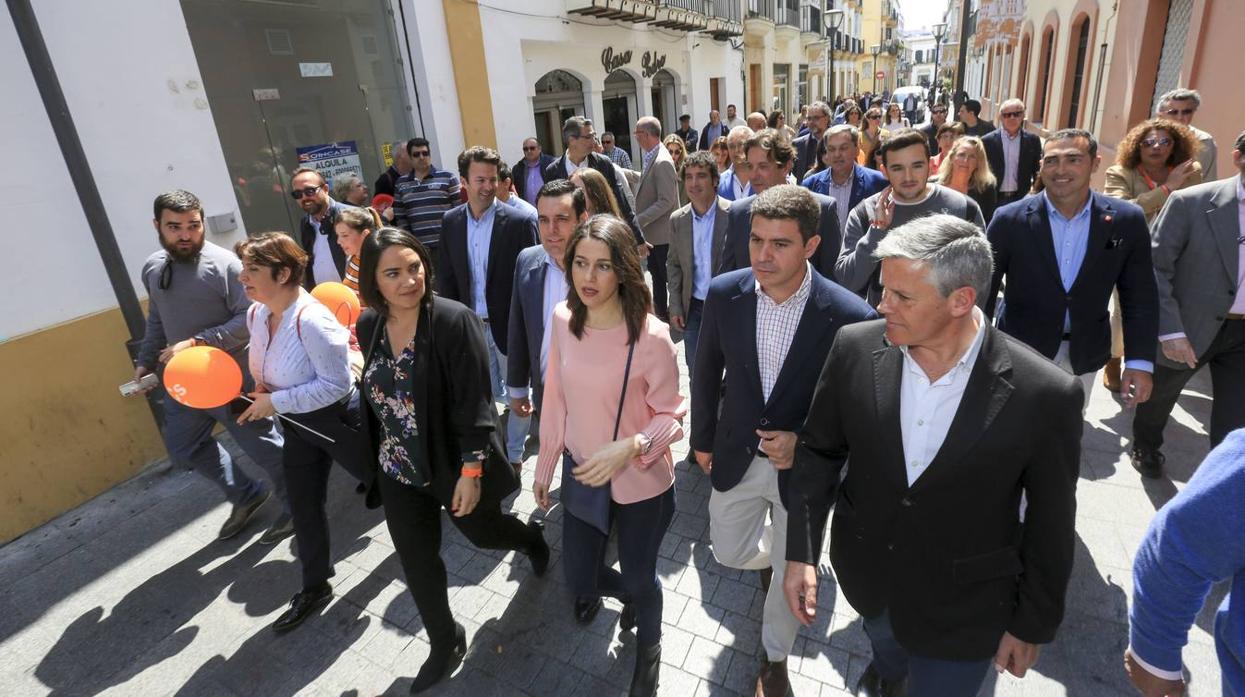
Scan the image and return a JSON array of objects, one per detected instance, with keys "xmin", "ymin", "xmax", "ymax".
[{"xmin": 612, "ymin": 340, "xmax": 637, "ymax": 441}]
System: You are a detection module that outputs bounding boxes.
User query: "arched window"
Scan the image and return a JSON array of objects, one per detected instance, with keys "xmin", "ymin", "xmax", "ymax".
[
  {"xmin": 1065, "ymin": 17, "xmax": 1091, "ymax": 127},
  {"xmin": 1016, "ymin": 32, "xmax": 1031, "ymax": 103},
  {"xmin": 1036, "ymin": 27, "xmax": 1056, "ymax": 122}
]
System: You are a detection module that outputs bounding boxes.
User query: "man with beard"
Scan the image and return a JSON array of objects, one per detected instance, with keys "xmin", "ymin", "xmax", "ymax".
[
  {"xmin": 291, "ymin": 167, "xmax": 354, "ymax": 287},
  {"xmin": 132, "ymin": 190, "xmax": 290, "ymax": 543}
]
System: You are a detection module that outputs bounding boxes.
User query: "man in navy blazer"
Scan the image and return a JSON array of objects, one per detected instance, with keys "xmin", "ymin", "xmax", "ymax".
[
  {"xmin": 506, "ymin": 179, "xmax": 587, "ymax": 420},
  {"xmin": 438, "ymin": 147, "xmax": 538, "ymax": 467},
  {"xmin": 800, "ymin": 125, "xmax": 888, "ymax": 233},
  {"xmin": 981, "ymin": 100, "xmax": 1043, "ymax": 207},
  {"xmin": 691, "ymin": 185, "xmax": 876, "ymax": 696},
  {"xmin": 719, "ymin": 129, "xmax": 842, "ymax": 278},
  {"xmin": 986, "ymin": 129, "xmax": 1158, "ymax": 406}
]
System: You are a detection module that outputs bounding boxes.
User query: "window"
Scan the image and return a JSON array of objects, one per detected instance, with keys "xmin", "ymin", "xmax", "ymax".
[
  {"xmin": 1066, "ymin": 18, "xmax": 1090, "ymax": 127},
  {"xmin": 1036, "ymin": 27, "xmax": 1055, "ymax": 122}
]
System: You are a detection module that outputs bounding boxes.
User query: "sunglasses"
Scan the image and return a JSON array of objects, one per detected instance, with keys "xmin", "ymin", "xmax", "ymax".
[
  {"xmin": 1001, "ymin": 111, "xmax": 1024, "ymax": 118},
  {"xmin": 932, "ymin": 109, "xmax": 947, "ymax": 114},
  {"xmin": 410, "ymin": 151, "xmax": 431, "ymax": 158},
  {"xmin": 1163, "ymin": 108, "xmax": 1195, "ymax": 117},
  {"xmin": 1142, "ymin": 137, "xmax": 1173, "ymax": 148},
  {"xmin": 867, "ymin": 115, "xmax": 881, "ymax": 120},
  {"xmin": 523, "ymin": 146, "xmax": 539, "ymax": 151},
  {"xmin": 290, "ymin": 186, "xmax": 322, "ymax": 200}
]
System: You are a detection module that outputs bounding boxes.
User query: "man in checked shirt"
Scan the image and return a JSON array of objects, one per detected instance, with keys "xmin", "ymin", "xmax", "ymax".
[{"xmin": 689, "ymin": 185, "xmax": 876, "ymax": 695}]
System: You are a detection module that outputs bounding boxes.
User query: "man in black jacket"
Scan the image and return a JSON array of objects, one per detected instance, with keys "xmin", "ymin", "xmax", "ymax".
[
  {"xmin": 513, "ymin": 137, "xmax": 555, "ymax": 205},
  {"xmin": 292, "ymin": 167, "xmax": 353, "ymax": 288},
  {"xmin": 982, "ymin": 99, "xmax": 1043, "ymax": 207},
  {"xmin": 438, "ymin": 146, "xmax": 538, "ymax": 468},
  {"xmin": 786, "ymin": 214, "xmax": 1083, "ymax": 697},
  {"xmin": 986, "ymin": 129, "xmax": 1158, "ymax": 408},
  {"xmin": 544, "ymin": 116, "xmax": 645, "ymax": 248}
]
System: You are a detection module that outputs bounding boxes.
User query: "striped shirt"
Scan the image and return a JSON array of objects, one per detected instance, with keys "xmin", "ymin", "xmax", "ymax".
[
  {"xmin": 342, "ymin": 254, "xmax": 363, "ymax": 304},
  {"xmin": 393, "ymin": 167, "xmax": 460, "ymax": 248}
]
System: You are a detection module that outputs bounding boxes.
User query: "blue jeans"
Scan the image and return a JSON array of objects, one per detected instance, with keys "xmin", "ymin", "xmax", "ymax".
[
  {"xmin": 562, "ymin": 486, "xmax": 675, "ymax": 649},
  {"xmin": 682, "ymin": 298, "xmax": 704, "ymax": 380},
  {"xmin": 160, "ymin": 390, "xmax": 287, "ymax": 514},
  {"xmin": 862, "ymin": 608, "xmax": 993, "ymax": 696},
  {"xmin": 484, "ymin": 326, "xmax": 529, "ymax": 463}
]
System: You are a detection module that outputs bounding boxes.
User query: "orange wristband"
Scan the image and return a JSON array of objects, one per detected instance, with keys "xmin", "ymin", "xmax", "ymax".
[{"xmin": 461, "ymin": 465, "xmax": 483, "ymax": 479}]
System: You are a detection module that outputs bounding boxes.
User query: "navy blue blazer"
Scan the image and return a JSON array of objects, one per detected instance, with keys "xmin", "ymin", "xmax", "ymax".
[
  {"xmin": 505, "ymin": 245, "xmax": 559, "ymax": 412},
  {"xmin": 717, "ymin": 168, "xmax": 749, "ymax": 202},
  {"xmin": 718, "ymin": 192, "xmax": 843, "ymax": 278},
  {"xmin": 437, "ymin": 202, "xmax": 538, "ymax": 353},
  {"xmin": 981, "ymin": 129, "xmax": 1042, "ymax": 195},
  {"xmin": 690, "ymin": 268, "xmax": 877, "ymax": 502},
  {"xmin": 986, "ymin": 191, "xmax": 1158, "ymax": 374},
  {"xmin": 801, "ymin": 164, "xmax": 889, "ymax": 212}
]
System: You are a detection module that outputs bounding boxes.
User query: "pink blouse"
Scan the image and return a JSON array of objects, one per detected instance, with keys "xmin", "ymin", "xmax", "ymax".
[{"xmin": 535, "ymin": 303, "xmax": 687, "ymax": 504}]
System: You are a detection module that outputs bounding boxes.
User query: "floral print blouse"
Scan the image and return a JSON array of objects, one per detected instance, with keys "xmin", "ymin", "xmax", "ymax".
[{"xmin": 363, "ymin": 330, "xmax": 427, "ymax": 487}]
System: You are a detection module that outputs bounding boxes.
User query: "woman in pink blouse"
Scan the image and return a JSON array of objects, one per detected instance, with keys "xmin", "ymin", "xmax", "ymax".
[{"xmin": 534, "ymin": 215, "xmax": 686, "ymax": 697}]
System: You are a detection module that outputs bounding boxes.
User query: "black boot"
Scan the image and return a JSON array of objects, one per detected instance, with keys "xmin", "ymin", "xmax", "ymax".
[
  {"xmin": 410, "ymin": 622, "xmax": 466, "ymax": 694},
  {"xmin": 629, "ymin": 643, "xmax": 660, "ymax": 697},
  {"xmin": 619, "ymin": 601, "xmax": 636, "ymax": 632}
]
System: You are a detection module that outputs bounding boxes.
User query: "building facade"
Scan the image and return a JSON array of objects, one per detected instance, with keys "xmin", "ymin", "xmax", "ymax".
[
  {"xmin": 0, "ymin": 0, "xmax": 748, "ymax": 543},
  {"xmin": 858, "ymin": 0, "xmax": 903, "ymax": 95}
]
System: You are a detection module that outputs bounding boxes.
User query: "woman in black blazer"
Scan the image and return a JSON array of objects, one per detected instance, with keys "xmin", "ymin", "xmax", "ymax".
[{"xmin": 355, "ymin": 227, "xmax": 549, "ymax": 694}]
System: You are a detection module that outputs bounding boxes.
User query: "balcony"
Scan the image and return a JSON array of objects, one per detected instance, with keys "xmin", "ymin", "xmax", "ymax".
[
  {"xmin": 566, "ymin": 0, "xmax": 660, "ymax": 23},
  {"xmin": 653, "ymin": 0, "xmax": 711, "ymax": 30},
  {"xmin": 800, "ymin": 4, "xmax": 822, "ymax": 41},
  {"xmin": 707, "ymin": 0, "xmax": 743, "ymax": 38}
]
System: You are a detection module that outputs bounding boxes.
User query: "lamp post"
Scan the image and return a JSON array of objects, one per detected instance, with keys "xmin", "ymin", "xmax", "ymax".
[
  {"xmin": 931, "ymin": 21, "xmax": 947, "ymax": 105},
  {"xmin": 824, "ymin": 8, "xmax": 845, "ymax": 108},
  {"xmin": 954, "ymin": 0, "xmax": 972, "ymax": 112},
  {"xmin": 871, "ymin": 43, "xmax": 881, "ymax": 94}
]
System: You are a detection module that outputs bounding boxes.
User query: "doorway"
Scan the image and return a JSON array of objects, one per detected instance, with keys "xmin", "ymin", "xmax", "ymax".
[
  {"xmin": 604, "ymin": 71, "xmax": 638, "ymax": 160},
  {"xmin": 533, "ymin": 69, "xmax": 586, "ymax": 157}
]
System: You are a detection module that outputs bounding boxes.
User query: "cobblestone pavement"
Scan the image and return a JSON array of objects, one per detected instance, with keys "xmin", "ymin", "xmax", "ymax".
[{"xmin": 0, "ymin": 351, "xmax": 1228, "ymax": 696}]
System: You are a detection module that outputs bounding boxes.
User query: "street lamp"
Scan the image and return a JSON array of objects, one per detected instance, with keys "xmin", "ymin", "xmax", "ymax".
[
  {"xmin": 871, "ymin": 43, "xmax": 881, "ymax": 94},
  {"xmin": 824, "ymin": 8, "xmax": 845, "ymax": 108},
  {"xmin": 931, "ymin": 21, "xmax": 947, "ymax": 105}
]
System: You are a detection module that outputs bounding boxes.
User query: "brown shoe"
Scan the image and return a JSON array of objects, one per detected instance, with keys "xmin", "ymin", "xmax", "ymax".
[
  {"xmin": 755, "ymin": 659, "xmax": 789, "ymax": 697},
  {"xmin": 1103, "ymin": 357, "xmax": 1122, "ymax": 393}
]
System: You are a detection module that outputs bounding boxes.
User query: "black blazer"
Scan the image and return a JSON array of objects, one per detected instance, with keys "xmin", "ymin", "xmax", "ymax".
[
  {"xmin": 981, "ymin": 129, "xmax": 1042, "ymax": 195},
  {"xmin": 718, "ymin": 192, "xmax": 842, "ymax": 278},
  {"xmin": 690, "ymin": 268, "xmax": 876, "ymax": 504},
  {"xmin": 791, "ymin": 133, "xmax": 819, "ymax": 181},
  {"xmin": 986, "ymin": 192, "xmax": 1159, "ymax": 375},
  {"xmin": 790, "ymin": 320, "xmax": 1083, "ymax": 660},
  {"xmin": 436, "ymin": 202, "xmax": 538, "ymax": 353},
  {"xmin": 544, "ymin": 153, "xmax": 645, "ymax": 244},
  {"xmin": 298, "ymin": 199, "xmax": 352, "ymax": 288},
  {"xmin": 513, "ymin": 154, "xmax": 555, "ymax": 201},
  {"xmin": 356, "ymin": 300, "xmax": 519, "ymax": 509}
]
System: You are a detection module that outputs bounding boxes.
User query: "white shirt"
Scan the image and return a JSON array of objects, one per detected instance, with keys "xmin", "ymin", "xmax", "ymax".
[
  {"xmin": 755, "ymin": 263, "xmax": 813, "ymax": 403},
  {"xmin": 247, "ymin": 290, "xmax": 352, "ymax": 415},
  {"xmin": 733, "ymin": 176, "xmax": 752, "ymax": 201},
  {"xmin": 563, "ymin": 153, "xmax": 586, "ymax": 177},
  {"xmin": 898, "ymin": 308, "xmax": 987, "ymax": 486},
  {"xmin": 1001, "ymin": 128, "xmax": 1022, "ymax": 192},
  {"xmin": 309, "ymin": 216, "xmax": 340, "ymax": 285}
]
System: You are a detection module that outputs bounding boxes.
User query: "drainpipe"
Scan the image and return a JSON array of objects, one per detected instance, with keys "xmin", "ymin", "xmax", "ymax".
[
  {"xmin": 1088, "ymin": 1, "xmax": 1118, "ymax": 135},
  {"xmin": 9, "ymin": 0, "xmax": 163, "ymax": 426}
]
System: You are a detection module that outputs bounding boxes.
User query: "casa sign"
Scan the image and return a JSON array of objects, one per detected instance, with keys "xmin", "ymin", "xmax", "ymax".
[{"xmin": 601, "ymin": 46, "xmax": 668, "ymax": 78}]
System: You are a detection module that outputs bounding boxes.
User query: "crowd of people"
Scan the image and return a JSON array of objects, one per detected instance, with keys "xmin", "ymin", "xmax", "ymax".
[{"xmin": 129, "ymin": 84, "xmax": 1244, "ymax": 696}]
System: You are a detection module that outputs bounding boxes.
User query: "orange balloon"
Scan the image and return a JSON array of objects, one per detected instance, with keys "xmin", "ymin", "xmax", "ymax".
[
  {"xmin": 162, "ymin": 346, "xmax": 243, "ymax": 409},
  {"xmin": 311, "ymin": 281, "xmax": 362, "ymax": 326}
]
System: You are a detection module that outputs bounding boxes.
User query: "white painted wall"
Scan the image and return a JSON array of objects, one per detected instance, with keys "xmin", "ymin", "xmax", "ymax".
[
  {"xmin": 1, "ymin": 1, "xmax": 239, "ymax": 341},
  {"xmin": 477, "ymin": 1, "xmax": 744, "ymax": 165},
  {"xmin": 396, "ymin": 0, "xmax": 464, "ymax": 172}
]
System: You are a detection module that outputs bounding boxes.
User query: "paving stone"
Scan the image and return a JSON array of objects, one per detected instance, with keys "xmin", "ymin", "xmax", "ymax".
[{"xmin": 683, "ymin": 635, "xmax": 734, "ymax": 685}]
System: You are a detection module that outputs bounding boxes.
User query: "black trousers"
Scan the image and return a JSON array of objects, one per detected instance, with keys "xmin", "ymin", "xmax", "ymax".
[
  {"xmin": 1133, "ymin": 319, "xmax": 1245, "ymax": 452},
  {"xmin": 648, "ymin": 243, "xmax": 670, "ymax": 320},
  {"xmin": 283, "ymin": 391, "xmax": 371, "ymax": 590},
  {"xmin": 377, "ymin": 470, "xmax": 539, "ymax": 648},
  {"xmin": 562, "ymin": 486, "xmax": 675, "ymax": 649}
]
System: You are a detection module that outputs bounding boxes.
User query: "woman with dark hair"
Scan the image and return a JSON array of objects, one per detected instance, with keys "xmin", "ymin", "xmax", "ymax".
[
  {"xmin": 533, "ymin": 215, "xmax": 685, "ymax": 696},
  {"xmin": 571, "ymin": 167, "xmax": 624, "ymax": 218},
  {"xmin": 710, "ymin": 136, "xmax": 732, "ymax": 172},
  {"xmin": 929, "ymin": 121, "xmax": 965, "ymax": 171},
  {"xmin": 937, "ymin": 135, "xmax": 999, "ymax": 222},
  {"xmin": 334, "ymin": 206, "xmax": 381, "ymax": 302},
  {"xmin": 234, "ymin": 232, "xmax": 370, "ymax": 633},
  {"xmin": 356, "ymin": 227, "xmax": 550, "ymax": 693},
  {"xmin": 842, "ymin": 103, "xmax": 863, "ymax": 128},
  {"xmin": 881, "ymin": 101, "xmax": 909, "ymax": 132},
  {"xmin": 858, "ymin": 107, "xmax": 884, "ymax": 167},
  {"xmin": 1105, "ymin": 117, "xmax": 1203, "ymax": 224}
]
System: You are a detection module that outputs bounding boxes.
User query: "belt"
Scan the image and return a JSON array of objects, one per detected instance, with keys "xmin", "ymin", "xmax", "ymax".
[{"xmin": 1227, "ymin": 313, "xmax": 1245, "ymax": 321}]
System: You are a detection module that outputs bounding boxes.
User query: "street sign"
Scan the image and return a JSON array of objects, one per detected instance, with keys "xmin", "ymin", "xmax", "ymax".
[{"xmin": 875, "ymin": 71, "xmax": 885, "ymax": 80}]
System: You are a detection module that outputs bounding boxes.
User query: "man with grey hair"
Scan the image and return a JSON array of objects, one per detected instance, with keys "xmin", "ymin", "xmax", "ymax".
[
  {"xmin": 633, "ymin": 116, "xmax": 679, "ymax": 319},
  {"xmin": 600, "ymin": 131, "xmax": 633, "ymax": 169},
  {"xmin": 717, "ymin": 125, "xmax": 756, "ymax": 202},
  {"xmin": 786, "ymin": 214, "xmax": 1083, "ymax": 697},
  {"xmin": 1157, "ymin": 88, "xmax": 1217, "ymax": 178},
  {"xmin": 373, "ymin": 139, "xmax": 411, "ymax": 198},
  {"xmin": 801, "ymin": 124, "xmax": 888, "ymax": 231},
  {"xmin": 544, "ymin": 115, "xmax": 645, "ymax": 246},
  {"xmin": 692, "ymin": 184, "xmax": 876, "ymax": 696},
  {"xmin": 982, "ymin": 99, "xmax": 1043, "ymax": 207}
]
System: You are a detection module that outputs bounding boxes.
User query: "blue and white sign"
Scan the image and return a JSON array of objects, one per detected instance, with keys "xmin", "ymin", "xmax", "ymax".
[{"xmin": 296, "ymin": 141, "xmax": 362, "ymax": 184}]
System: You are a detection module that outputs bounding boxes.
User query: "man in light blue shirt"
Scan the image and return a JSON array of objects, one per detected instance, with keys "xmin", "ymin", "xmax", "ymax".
[
  {"xmin": 496, "ymin": 162, "xmax": 538, "ymax": 219},
  {"xmin": 667, "ymin": 151, "xmax": 730, "ymax": 377}
]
